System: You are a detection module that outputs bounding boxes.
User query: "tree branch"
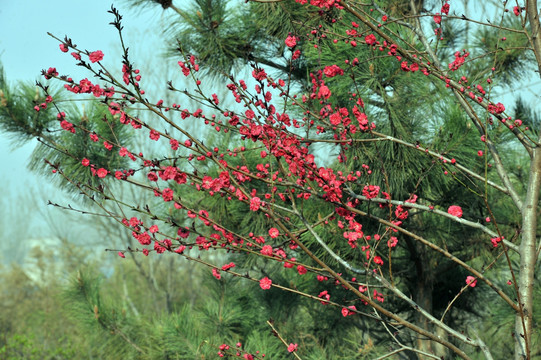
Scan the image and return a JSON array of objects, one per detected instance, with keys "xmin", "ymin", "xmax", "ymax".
[{"xmin": 346, "ymin": 189, "xmax": 519, "ymax": 252}]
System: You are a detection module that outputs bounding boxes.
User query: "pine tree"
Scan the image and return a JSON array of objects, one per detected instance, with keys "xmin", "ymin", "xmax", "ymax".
[{"xmin": 1, "ymin": 1, "xmax": 540, "ymax": 359}]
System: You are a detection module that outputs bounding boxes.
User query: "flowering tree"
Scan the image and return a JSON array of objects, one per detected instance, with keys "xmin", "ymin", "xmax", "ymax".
[{"xmin": 3, "ymin": 0, "xmax": 541, "ymax": 359}]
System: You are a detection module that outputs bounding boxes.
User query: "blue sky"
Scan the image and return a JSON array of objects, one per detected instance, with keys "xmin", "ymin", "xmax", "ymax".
[
  {"xmin": 0, "ymin": 1, "xmax": 165, "ymax": 263},
  {"xmin": 0, "ymin": 2, "xmax": 164, "ymax": 82}
]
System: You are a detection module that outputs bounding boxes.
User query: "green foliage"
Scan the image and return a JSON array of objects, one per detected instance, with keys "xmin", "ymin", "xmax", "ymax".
[
  {"xmin": 0, "ymin": 243, "xmax": 386, "ymax": 360},
  {"xmin": 28, "ymin": 102, "xmax": 132, "ymax": 194},
  {"xmin": 0, "ymin": 259, "xmax": 86, "ymax": 359},
  {"xmin": 0, "ymin": 333, "xmax": 77, "ymax": 360},
  {"xmin": 0, "ymin": 67, "xmax": 60, "ymax": 145},
  {"xmin": 0, "ymin": 68, "xmax": 132, "ymax": 195},
  {"xmin": 472, "ymin": 19, "xmax": 532, "ymax": 84},
  {"xmin": 479, "ymin": 276, "xmax": 541, "ymax": 359},
  {"xmin": 514, "ymin": 96, "xmax": 540, "ymax": 137}
]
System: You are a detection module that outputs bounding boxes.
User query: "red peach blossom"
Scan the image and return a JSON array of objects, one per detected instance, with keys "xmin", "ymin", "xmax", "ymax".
[
  {"xmin": 447, "ymin": 205, "xmax": 463, "ymax": 218},
  {"xmin": 259, "ymin": 277, "xmax": 272, "ymax": 290}
]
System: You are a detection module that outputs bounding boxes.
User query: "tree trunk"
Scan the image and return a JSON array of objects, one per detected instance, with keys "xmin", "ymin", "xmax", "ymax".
[
  {"xmin": 411, "ymin": 243, "xmax": 450, "ymax": 359},
  {"xmin": 515, "ymin": 3, "xmax": 541, "ymax": 359},
  {"xmin": 514, "ymin": 146, "xmax": 541, "ymax": 360}
]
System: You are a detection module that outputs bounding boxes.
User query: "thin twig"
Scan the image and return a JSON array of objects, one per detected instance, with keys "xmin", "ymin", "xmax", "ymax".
[{"xmin": 266, "ymin": 321, "xmax": 303, "ymax": 360}]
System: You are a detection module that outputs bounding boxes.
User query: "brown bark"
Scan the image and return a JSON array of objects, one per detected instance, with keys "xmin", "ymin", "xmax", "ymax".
[{"xmin": 411, "ymin": 244, "xmax": 449, "ymax": 360}]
